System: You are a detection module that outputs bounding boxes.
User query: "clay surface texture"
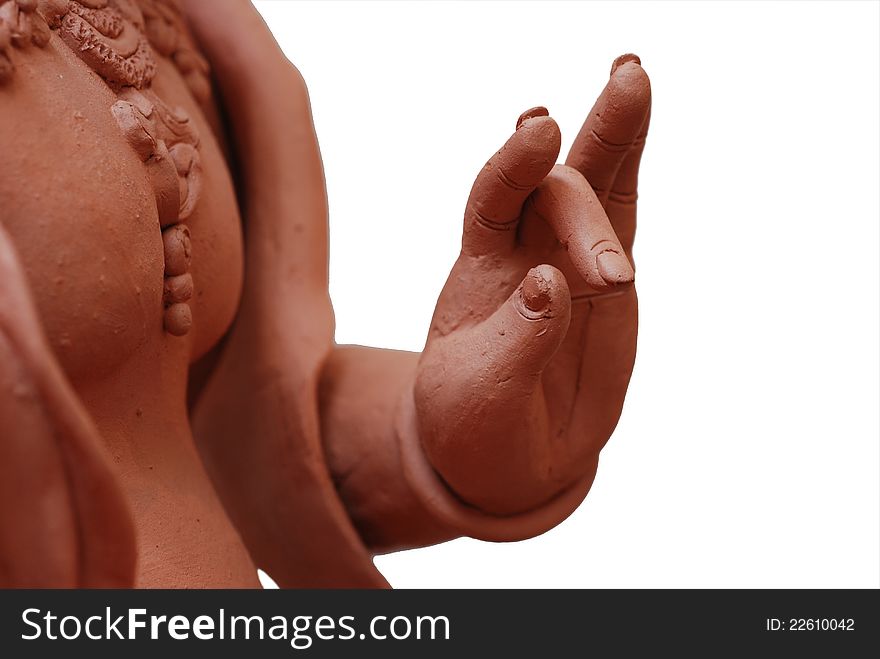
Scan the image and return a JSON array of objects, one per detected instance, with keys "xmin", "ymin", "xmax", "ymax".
[{"xmin": 0, "ymin": 0, "xmax": 650, "ymax": 588}]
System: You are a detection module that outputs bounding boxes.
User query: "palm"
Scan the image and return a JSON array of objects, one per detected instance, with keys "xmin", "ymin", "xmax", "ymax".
[{"xmin": 415, "ymin": 56, "xmax": 651, "ymax": 516}]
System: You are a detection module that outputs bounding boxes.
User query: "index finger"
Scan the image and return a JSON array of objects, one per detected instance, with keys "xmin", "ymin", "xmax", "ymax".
[{"xmin": 462, "ymin": 109, "xmax": 561, "ymax": 258}]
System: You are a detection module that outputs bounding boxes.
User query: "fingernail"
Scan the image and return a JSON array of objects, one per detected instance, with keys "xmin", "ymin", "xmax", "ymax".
[
  {"xmin": 522, "ymin": 268, "xmax": 551, "ymax": 312},
  {"xmin": 610, "ymin": 53, "xmax": 641, "ymax": 77},
  {"xmin": 597, "ymin": 250, "xmax": 634, "ymax": 285},
  {"xmin": 516, "ymin": 106, "xmax": 549, "ymax": 130}
]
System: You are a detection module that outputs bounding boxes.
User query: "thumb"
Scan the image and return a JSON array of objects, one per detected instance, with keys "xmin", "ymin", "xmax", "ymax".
[
  {"xmin": 476, "ymin": 264, "xmax": 572, "ymax": 377},
  {"xmin": 416, "ymin": 265, "xmax": 572, "ymax": 515}
]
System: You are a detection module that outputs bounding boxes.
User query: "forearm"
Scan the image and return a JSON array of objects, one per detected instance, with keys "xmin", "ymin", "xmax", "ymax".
[{"xmin": 318, "ymin": 346, "xmax": 458, "ymax": 554}]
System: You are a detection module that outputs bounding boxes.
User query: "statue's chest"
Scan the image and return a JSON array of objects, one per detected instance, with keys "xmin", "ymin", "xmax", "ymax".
[{"xmin": 0, "ymin": 0, "xmax": 243, "ymax": 381}]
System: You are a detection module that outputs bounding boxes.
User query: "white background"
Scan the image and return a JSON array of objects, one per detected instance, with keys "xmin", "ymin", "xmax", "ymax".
[{"xmin": 254, "ymin": 0, "xmax": 880, "ymax": 588}]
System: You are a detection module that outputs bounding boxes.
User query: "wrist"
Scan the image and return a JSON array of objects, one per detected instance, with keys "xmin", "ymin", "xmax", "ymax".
[{"xmin": 394, "ymin": 380, "xmax": 599, "ymax": 542}]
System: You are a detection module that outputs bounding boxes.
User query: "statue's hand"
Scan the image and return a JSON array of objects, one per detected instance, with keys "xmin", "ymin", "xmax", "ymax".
[
  {"xmin": 414, "ymin": 56, "xmax": 651, "ymax": 515},
  {"xmin": 0, "ymin": 224, "xmax": 136, "ymax": 587}
]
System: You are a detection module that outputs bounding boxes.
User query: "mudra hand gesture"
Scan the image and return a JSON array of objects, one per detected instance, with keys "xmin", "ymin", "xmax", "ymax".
[{"xmin": 412, "ymin": 56, "xmax": 651, "ymax": 521}]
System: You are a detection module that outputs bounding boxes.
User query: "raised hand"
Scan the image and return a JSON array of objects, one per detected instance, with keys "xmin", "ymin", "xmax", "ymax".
[{"xmin": 414, "ymin": 56, "xmax": 651, "ymax": 518}]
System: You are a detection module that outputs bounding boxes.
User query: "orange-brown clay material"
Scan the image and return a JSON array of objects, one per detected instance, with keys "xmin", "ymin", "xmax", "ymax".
[
  {"xmin": 1, "ymin": 223, "xmax": 137, "ymax": 588},
  {"xmin": 1, "ymin": 0, "xmax": 650, "ymax": 587},
  {"xmin": 409, "ymin": 58, "xmax": 650, "ymax": 521},
  {"xmin": 1, "ymin": 0, "xmax": 254, "ymax": 588}
]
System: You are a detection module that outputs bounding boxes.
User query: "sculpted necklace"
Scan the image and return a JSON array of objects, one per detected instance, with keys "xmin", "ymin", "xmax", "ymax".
[{"xmin": 0, "ymin": 0, "xmax": 213, "ymax": 336}]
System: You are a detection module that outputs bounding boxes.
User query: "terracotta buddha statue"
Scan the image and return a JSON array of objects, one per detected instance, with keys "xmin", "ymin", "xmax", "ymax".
[{"xmin": 0, "ymin": 0, "xmax": 651, "ymax": 587}]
